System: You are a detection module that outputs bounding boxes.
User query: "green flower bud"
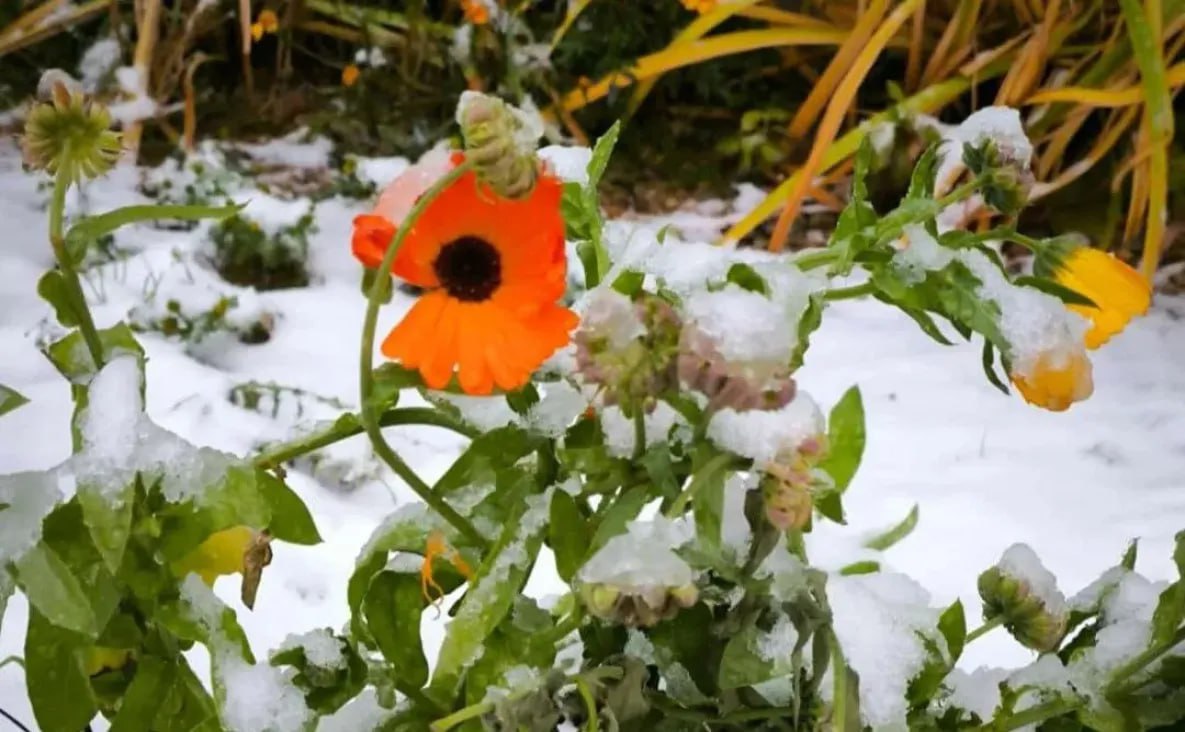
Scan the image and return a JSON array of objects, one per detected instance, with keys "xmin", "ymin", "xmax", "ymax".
[
  {"xmin": 456, "ymin": 91, "xmax": 542, "ymax": 200},
  {"xmin": 23, "ymin": 71, "xmax": 122, "ymax": 184},
  {"xmin": 978, "ymin": 544, "xmax": 1068, "ymax": 653}
]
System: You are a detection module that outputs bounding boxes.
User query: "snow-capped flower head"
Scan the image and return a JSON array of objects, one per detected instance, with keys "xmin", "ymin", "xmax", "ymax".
[
  {"xmin": 978, "ymin": 544, "xmax": 1069, "ymax": 652},
  {"xmin": 573, "ymin": 289, "xmax": 681, "ymax": 415},
  {"xmin": 936, "ymin": 106, "xmax": 1034, "ymax": 216},
  {"xmin": 455, "ymin": 91, "xmax": 544, "ymax": 200},
  {"xmin": 351, "ymin": 144, "xmax": 577, "ymax": 394},
  {"xmin": 1036, "ymin": 240, "xmax": 1151, "ymax": 350},
  {"xmin": 677, "ymin": 324, "xmax": 796, "ymax": 414},
  {"xmin": 578, "ymin": 518, "xmax": 698, "ymax": 628},
  {"xmin": 23, "ymin": 70, "xmax": 121, "ymax": 184}
]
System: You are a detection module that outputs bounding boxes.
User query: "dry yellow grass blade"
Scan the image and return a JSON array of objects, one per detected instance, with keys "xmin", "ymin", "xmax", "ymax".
[
  {"xmin": 0, "ymin": 0, "xmax": 68, "ymax": 41},
  {"xmin": 1027, "ymin": 61, "xmax": 1185, "ymax": 105},
  {"xmin": 624, "ymin": 0, "xmax": 768, "ymax": 118},
  {"xmin": 766, "ymin": 0, "xmax": 922, "ymax": 252},
  {"xmin": 1034, "ymin": 105, "xmax": 1093, "ymax": 180},
  {"xmin": 122, "ymin": 0, "xmax": 162, "ymax": 161},
  {"xmin": 920, "ymin": 0, "xmax": 983, "ymax": 87},
  {"xmin": 552, "ymin": 27, "xmax": 850, "ymax": 115},
  {"xmin": 995, "ymin": 0, "xmax": 1061, "ymax": 105},
  {"xmin": 905, "ymin": 0, "xmax": 927, "ymax": 90},
  {"xmin": 735, "ymin": 6, "xmax": 836, "ymax": 28},
  {"xmin": 1030, "ymin": 105, "xmax": 1140, "ymax": 199},
  {"xmin": 0, "ymin": 0, "xmax": 110, "ymax": 58},
  {"xmin": 551, "ymin": 0, "xmax": 595, "ymax": 51},
  {"xmin": 787, "ymin": 0, "xmax": 889, "ymax": 141},
  {"xmin": 182, "ymin": 53, "xmax": 213, "ymax": 154}
]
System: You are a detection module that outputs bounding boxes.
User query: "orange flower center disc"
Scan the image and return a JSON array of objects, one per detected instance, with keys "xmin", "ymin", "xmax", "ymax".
[{"xmin": 433, "ymin": 236, "xmax": 502, "ymax": 302}]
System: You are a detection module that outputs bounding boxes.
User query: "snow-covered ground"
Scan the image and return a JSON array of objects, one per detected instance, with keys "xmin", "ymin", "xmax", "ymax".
[{"xmin": 1, "ymin": 133, "xmax": 1184, "ymax": 728}]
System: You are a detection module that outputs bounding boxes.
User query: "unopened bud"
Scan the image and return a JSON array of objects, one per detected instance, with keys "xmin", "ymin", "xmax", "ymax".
[
  {"xmin": 978, "ymin": 544, "xmax": 1068, "ymax": 652},
  {"xmin": 456, "ymin": 91, "xmax": 543, "ymax": 199},
  {"xmin": 23, "ymin": 72, "xmax": 121, "ymax": 184}
]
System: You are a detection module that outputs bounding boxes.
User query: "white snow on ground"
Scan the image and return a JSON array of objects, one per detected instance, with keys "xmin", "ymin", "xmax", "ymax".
[{"xmin": 2, "ymin": 135, "xmax": 1185, "ymax": 729}]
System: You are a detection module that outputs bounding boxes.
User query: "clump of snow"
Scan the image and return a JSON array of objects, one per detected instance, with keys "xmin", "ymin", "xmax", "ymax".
[
  {"xmin": 757, "ymin": 545, "xmax": 809, "ymax": 602},
  {"xmin": 78, "ymin": 38, "xmax": 121, "ymax": 92},
  {"xmin": 707, "ymin": 393, "xmax": 823, "ymax": 464},
  {"xmin": 828, "ymin": 572, "xmax": 940, "ymax": 731},
  {"xmin": 1068, "ymin": 571, "xmax": 1166, "ymax": 696},
  {"xmin": 0, "ymin": 470, "xmax": 66, "ymax": 564},
  {"xmin": 179, "ymin": 574, "xmax": 226, "ymax": 637},
  {"xmin": 894, "ymin": 224, "xmax": 953, "ymax": 282},
  {"xmin": 685, "ymin": 285, "xmax": 796, "ymax": 366},
  {"xmin": 525, "ymin": 380, "xmax": 589, "ymax": 437},
  {"xmin": 576, "ymin": 288, "xmax": 645, "ymax": 349},
  {"xmin": 600, "ymin": 401, "xmax": 685, "ymax": 458},
  {"xmin": 1009, "ymin": 654, "xmax": 1072, "ymax": 697},
  {"xmin": 720, "ymin": 475, "xmax": 753, "ymax": 557},
  {"xmin": 354, "ymin": 156, "xmax": 409, "ymax": 188},
  {"xmin": 1069, "ymin": 566, "xmax": 1129, "ymax": 613},
  {"xmin": 959, "ymin": 249, "xmax": 1089, "ymax": 381},
  {"xmin": 935, "ymin": 106, "xmax": 1032, "ymax": 195},
  {"xmin": 107, "ymin": 66, "xmax": 157, "ymax": 127},
  {"xmin": 580, "ymin": 519, "xmax": 695, "ymax": 591},
  {"xmin": 758, "ymin": 612, "xmax": 799, "ymax": 664},
  {"xmin": 432, "ymin": 392, "xmax": 519, "ymax": 432},
  {"xmin": 996, "ymin": 543, "xmax": 1068, "ymax": 618},
  {"xmin": 942, "ymin": 667, "xmax": 1007, "ymax": 721},
  {"xmin": 219, "ymin": 656, "xmax": 313, "ymax": 732},
  {"xmin": 276, "ymin": 628, "xmax": 345, "ymax": 670},
  {"xmin": 539, "ymin": 145, "xmax": 592, "ymax": 185},
  {"xmin": 483, "ymin": 665, "xmax": 543, "ymax": 703},
  {"xmin": 240, "ymin": 129, "xmax": 334, "ymax": 169},
  {"xmin": 316, "ymin": 688, "xmax": 391, "ymax": 732}
]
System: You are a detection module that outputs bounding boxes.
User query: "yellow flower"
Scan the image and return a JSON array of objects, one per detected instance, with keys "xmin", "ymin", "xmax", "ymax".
[
  {"xmin": 251, "ymin": 22, "xmax": 264, "ymax": 41},
  {"xmin": 1010, "ymin": 349, "xmax": 1094, "ymax": 412},
  {"xmin": 461, "ymin": 0, "xmax": 491, "ymax": 25},
  {"xmin": 83, "ymin": 646, "xmax": 133, "ymax": 676},
  {"xmin": 341, "ymin": 64, "xmax": 361, "ymax": 87},
  {"xmin": 1054, "ymin": 247, "xmax": 1151, "ymax": 349},
  {"xmin": 258, "ymin": 9, "xmax": 279, "ymax": 33},
  {"xmin": 171, "ymin": 526, "xmax": 254, "ymax": 585},
  {"xmin": 681, "ymin": 0, "xmax": 718, "ymax": 13}
]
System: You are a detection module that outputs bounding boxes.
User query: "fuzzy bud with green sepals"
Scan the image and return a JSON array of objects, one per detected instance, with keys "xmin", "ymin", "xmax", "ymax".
[
  {"xmin": 23, "ymin": 70, "xmax": 121, "ymax": 185},
  {"xmin": 455, "ymin": 91, "xmax": 544, "ymax": 200},
  {"xmin": 978, "ymin": 543, "xmax": 1068, "ymax": 652}
]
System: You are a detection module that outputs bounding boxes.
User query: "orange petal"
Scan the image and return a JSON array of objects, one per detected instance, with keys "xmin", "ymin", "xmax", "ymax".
[
  {"xmin": 381, "ymin": 291, "xmax": 448, "ymax": 369},
  {"xmin": 352, "ymin": 214, "xmax": 396, "ymax": 270},
  {"xmin": 456, "ymin": 306, "xmax": 495, "ymax": 395},
  {"xmin": 421, "ymin": 297, "xmax": 461, "ymax": 389}
]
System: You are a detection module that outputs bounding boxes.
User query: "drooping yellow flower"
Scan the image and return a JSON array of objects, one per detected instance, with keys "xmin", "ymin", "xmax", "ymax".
[
  {"xmin": 83, "ymin": 646, "xmax": 133, "ymax": 676},
  {"xmin": 1054, "ymin": 248, "xmax": 1151, "ymax": 349},
  {"xmin": 341, "ymin": 64, "xmax": 361, "ymax": 87},
  {"xmin": 1010, "ymin": 350, "xmax": 1094, "ymax": 413},
  {"xmin": 258, "ymin": 9, "xmax": 279, "ymax": 33},
  {"xmin": 251, "ymin": 22, "xmax": 265, "ymax": 41},
  {"xmin": 171, "ymin": 526, "xmax": 254, "ymax": 585}
]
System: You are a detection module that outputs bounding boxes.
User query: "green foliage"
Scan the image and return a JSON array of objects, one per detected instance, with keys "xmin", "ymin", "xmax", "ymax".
[{"xmin": 208, "ymin": 211, "xmax": 315, "ymax": 290}]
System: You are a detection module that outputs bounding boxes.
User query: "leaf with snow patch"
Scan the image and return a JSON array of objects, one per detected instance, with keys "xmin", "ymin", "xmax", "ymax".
[
  {"xmin": 65, "ymin": 202, "xmax": 242, "ymax": 253},
  {"xmin": 272, "ymin": 637, "xmax": 367, "ymax": 715},
  {"xmin": 725, "ymin": 263, "xmax": 769, "ymax": 296},
  {"xmin": 156, "ymin": 586, "xmax": 254, "ymax": 663},
  {"xmin": 905, "ymin": 144, "xmax": 940, "ymax": 201},
  {"xmin": 430, "ymin": 480, "xmax": 547, "ymax": 697},
  {"xmin": 818, "ymin": 387, "xmax": 865, "ymax": 494},
  {"xmin": 258, "ymin": 470, "xmax": 321, "ymax": 545},
  {"xmin": 16, "ymin": 542, "xmax": 98, "ymax": 637},
  {"xmin": 45, "ymin": 323, "xmax": 145, "ymax": 384},
  {"xmin": 549, "ymin": 490, "xmax": 589, "ymax": 582},
  {"xmin": 588, "ymin": 484, "xmax": 650, "ymax": 554},
  {"xmin": 464, "ymin": 608, "xmax": 557, "ymax": 707},
  {"xmin": 649, "ymin": 605, "xmax": 716, "ymax": 703},
  {"xmin": 435, "ymin": 425, "xmax": 542, "ymax": 497},
  {"xmin": 77, "ymin": 477, "xmax": 135, "ymax": 573},
  {"xmin": 863, "ymin": 504, "xmax": 919, "ymax": 552},
  {"xmin": 937, "ymin": 261, "xmax": 1008, "ymax": 355},
  {"xmin": 25, "ymin": 607, "xmax": 97, "ymax": 732},
  {"xmin": 363, "ymin": 571, "xmax": 429, "ymax": 689},
  {"xmin": 718, "ymin": 624, "xmax": 778, "ymax": 690},
  {"xmin": 156, "ymin": 464, "xmax": 272, "ymax": 561},
  {"xmin": 0, "ymin": 384, "xmax": 28, "ymax": 417}
]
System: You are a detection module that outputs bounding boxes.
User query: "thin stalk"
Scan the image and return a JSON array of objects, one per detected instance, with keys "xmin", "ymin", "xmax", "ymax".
[
  {"xmin": 830, "ymin": 633, "xmax": 848, "ymax": 732},
  {"xmin": 631, "ymin": 404, "xmax": 646, "ymax": 460},
  {"xmin": 984, "ymin": 698, "xmax": 1078, "ymax": 730},
  {"xmin": 358, "ymin": 161, "xmax": 487, "ymax": 548},
  {"xmin": 48, "ymin": 172, "xmax": 104, "ymax": 369},
  {"xmin": 965, "ymin": 615, "xmax": 1004, "ymax": 643},
  {"xmin": 430, "ymin": 700, "xmax": 493, "ymax": 732},
  {"xmin": 575, "ymin": 678, "xmax": 599, "ymax": 732},
  {"xmin": 252, "ymin": 407, "xmax": 479, "ymax": 469},
  {"xmin": 824, "ymin": 282, "xmax": 877, "ymax": 301}
]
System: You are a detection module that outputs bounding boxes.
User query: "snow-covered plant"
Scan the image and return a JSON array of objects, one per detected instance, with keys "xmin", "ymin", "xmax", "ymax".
[{"xmin": 2, "ymin": 81, "xmax": 1176, "ymax": 732}]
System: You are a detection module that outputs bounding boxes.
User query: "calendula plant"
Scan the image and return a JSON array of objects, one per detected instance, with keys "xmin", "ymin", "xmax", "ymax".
[{"xmin": 3, "ymin": 79, "xmax": 1182, "ymax": 732}]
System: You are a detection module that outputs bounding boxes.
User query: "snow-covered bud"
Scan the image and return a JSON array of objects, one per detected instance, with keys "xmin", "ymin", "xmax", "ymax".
[
  {"xmin": 758, "ymin": 435, "xmax": 827, "ymax": 531},
  {"xmin": 678, "ymin": 324, "xmax": 796, "ymax": 413},
  {"xmin": 963, "ymin": 138, "xmax": 1034, "ymax": 216},
  {"xmin": 578, "ymin": 520, "xmax": 698, "ymax": 628},
  {"xmin": 978, "ymin": 544, "xmax": 1068, "ymax": 652},
  {"xmin": 574, "ymin": 290, "xmax": 681, "ymax": 414},
  {"xmin": 23, "ymin": 70, "xmax": 121, "ymax": 184},
  {"xmin": 456, "ymin": 91, "xmax": 543, "ymax": 200}
]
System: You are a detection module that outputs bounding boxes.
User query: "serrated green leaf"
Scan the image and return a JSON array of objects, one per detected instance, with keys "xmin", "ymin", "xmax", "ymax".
[
  {"xmin": 726, "ymin": 263, "xmax": 769, "ymax": 295},
  {"xmin": 938, "ymin": 261, "xmax": 1008, "ymax": 355},
  {"xmin": 16, "ymin": 542, "xmax": 98, "ymax": 637},
  {"xmin": 587, "ymin": 121, "xmax": 621, "ymax": 190},
  {"xmin": 549, "ymin": 490, "xmax": 588, "ymax": 583},
  {"xmin": 77, "ymin": 479, "xmax": 135, "ymax": 573},
  {"xmin": 884, "ymin": 299, "xmax": 956, "ymax": 346},
  {"xmin": 25, "ymin": 608, "xmax": 97, "ymax": 732},
  {"xmin": 863, "ymin": 504, "xmax": 919, "ymax": 552},
  {"xmin": 1014, "ymin": 276, "xmax": 1098, "ymax": 308},
  {"xmin": 589, "ymin": 484, "xmax": 650, "ymax": 553},
  {"xmin": 110, "ymin": 656, "xmax": 176, "ymax": 732},
  {"xmin": 66, "ymin": 202, "xmax": 241, "ymax": 247},
  {"xmin": 37, "ymin": 270, "xmax": 79, "ymax": 327},
  {"xmin": 364, "ymin": 571, "xmax": 429, "ymax": 688},
  {"xmin": 789, "ymin": 294, "xmax": 825, "ymax": 371},
  {"xmin": 981, "ymin": 340, "xmax": 1011, "ymax": 396},
  {"xmin": 818, "ymin": 387, "xmax": 865, "ymax": 493},
  {"xmin": 0, "ymin": 384, "xmax": 29, "ymax": 417},
  {"xmin": 905, "ymin": 144, "xmax": 940, "ymax": 200},
  {"xmin": 258, "ymin": 471, "xmax": 321, "ymax": 545}
]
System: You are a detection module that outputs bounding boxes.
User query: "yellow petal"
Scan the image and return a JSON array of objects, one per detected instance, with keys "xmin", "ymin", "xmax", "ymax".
[{"xmin": 171, "ymin": 525, "xmax": 255, "ymax": 585}]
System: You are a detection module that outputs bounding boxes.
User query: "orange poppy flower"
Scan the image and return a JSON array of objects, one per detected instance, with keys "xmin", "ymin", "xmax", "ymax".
[{"xmin": 353, "ymin": 152, "xmax": 578, "ymax": 394}]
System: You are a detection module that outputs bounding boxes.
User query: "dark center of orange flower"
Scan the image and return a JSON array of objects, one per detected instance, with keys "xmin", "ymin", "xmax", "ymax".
[{"xmin": 434, "ymin": 236, "xmax": 501, "ymax": 302}]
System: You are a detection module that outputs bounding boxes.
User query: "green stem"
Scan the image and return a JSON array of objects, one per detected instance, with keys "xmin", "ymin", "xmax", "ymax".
[
  {"xmin": 984, "ymin": 698, "xmax": 1078, "ymax": 731},
  {"xmin": 631, "ymin": 404, "xmax": 646, "ymax": 460},
  {"xmin": 791, "ymin": 249, "xmax": 838, "ymax": 271},
  {"xmin": 664, "ymin": 453, "xmax": 736, "ymax": 517},
  {"xmin": 965, "ymin": 616, "xmax": 1004, "ymax": 644},
  {"xmin": 823, "ymin": 282, "xmax": 877, "ymax": 301},
  {"xmin": 357, "ymin": 161, "xmax": 487, "ymax": 549},
  {"xmin": 430, "ymin": 700, "xmax": 493, "ymax": 732},
  {"xmin": 48, "ymin": 171, "xmax": 105, "ymax": 369},
  {"xmin": 1105, "ymin": 625, "xmax": 1185, "ymax": 695},
  {"xmin": 830, "ymin": 631, "xmax": 848, "ymax": 732},
  {"xmin": 398, "ymin": 683, "xmax": 446, "ymax": 718},
  {"xmin": 575, "ymin": 678, "xmax": 599, "ymax": 732},
  {"xmin": 252, "ymin": 407, "xmax": 479, "ymax": 469}
]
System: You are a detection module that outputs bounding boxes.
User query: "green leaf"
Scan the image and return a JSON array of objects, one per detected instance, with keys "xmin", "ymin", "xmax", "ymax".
[
  {"xmin": 981, "ymin": 340, "xmax": 1011, "ymax": 396},
  {"xmin": 938, "ymin": 599, "xmax": 967, "ymax": 664},
  {"xmin": 363, "ymin": 571, "xmax": 429, "ymax": 689},
  {"xmin": 937, "ymin": 261, "xmax": 1008, "ymax": 355},
  {"xmin": 818, "ymin": 387, "xmax": 865, "ymax": 493},
  {"xmin": 549, "ymin": 490, "xmax": 589, "ymax": 583},
  {"xmin": 37, "ymin": 270, "xmax": 79, "ymax": 327},
  {"xmin": 77, "ymin": 479, "xmax": 135, "ymax": 573},
  {"xmin": 718, "ymin": 624, "xmax": 776, "ymax": 689},
  {"xmin": 725, "ymin": 263, "xmax": 769, "ymax": 296},
  {"xmin": 589, "ymin": 484, "xmax": 650, "ymax": 553},
  {"xmin": 157, "ymin": 464, "xmax": 272, "ymax": 561},
  {"xmin": 905, "ymin": 144, "xmax": 940, "ymax": 201},
  {"xmin": 154, "ymin": 658, "xmax": 219, "ymax": 731},
  {"xmin": 258, "ymin": 471, "xmax": 321, "ymax": 545},
  {"xmin": 576, "ymin": 239, "xmax": 604, "ymax": 288},
  {"xmin": 693, "ymin": 464, "xmax": 727, "ymax": 552},
  {"xmin": 586, "ymin": 120, "xmax": 621, "ymax": 190},
  {"xmin": 611, "ymin": 269, "xmax": 645, "ymax": 297},
  {"xmin": 16, "ymin": 542, "xmax": 98, "ymax": 637},
  {"xmin": 1152, "ymin": 533, "xmax": 1185, "ymax": 646},
  {"xmin": 1014, "ymin": 276, "xmax": 1098, "ymax": 308},
  {"xmin": 839, "ymin": 560, "xmax": 880, "ymax": 576},
  {"xmin": 0, "ymin": 384, "xmax": 29, "ymax": 417},
  {"xmin": 370, "ymin": 363, "xmax": 423, "ymax": 410},
  {"xmin": 65, "ymin": 202, "xmax": 242, "ymax": 248},
  {"xmin": 1121, "ymin": 539, "xmax": 1139, "ymax": 571},
  {"xmin": 45, "ymin": 323, "xmax": 144, "ymax": 384},
  {"xmin": 25, "ymin": 608, "xmax": 97, "ymax": 732},
  {"xmin": 505, "ymin": 383, "xmax": 541, "ymax": 416},
  {"xmin": 110, "ymin": 656, "xmax": 176, "ymax": 732},
  {"xmin": 863, "ymin": 504, "xmax": 919, "ymax": 552}
]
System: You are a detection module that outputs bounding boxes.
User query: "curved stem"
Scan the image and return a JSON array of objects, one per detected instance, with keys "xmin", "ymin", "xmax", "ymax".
[
  {"xmin": 430, "ymin": 700, "xmax": 493, "ymax": 732},
  {"xmin": 965, "ymin": 615, "xmax": 1004, "ymax": 644},
  {"xmin": 631, "ymin": 404, "xmax": 646, "ymax": 460},
  {"xmin": 824, "ymin": 281, "xmax": 877, "ymax": 301},
  {"xmin": 252, "ymin": 407, "xmax": 479, "ymax": 469},
  {"xmin": 357, "ymin": 161, "xmax": 487, "ymax": 548},
  {"xmin": 48, "ymin": 171, "xmax": 104, "ymax": 369},
  {"xmin": 575, "ymin": 678, "xmax": 599, "ymax": 732}
]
